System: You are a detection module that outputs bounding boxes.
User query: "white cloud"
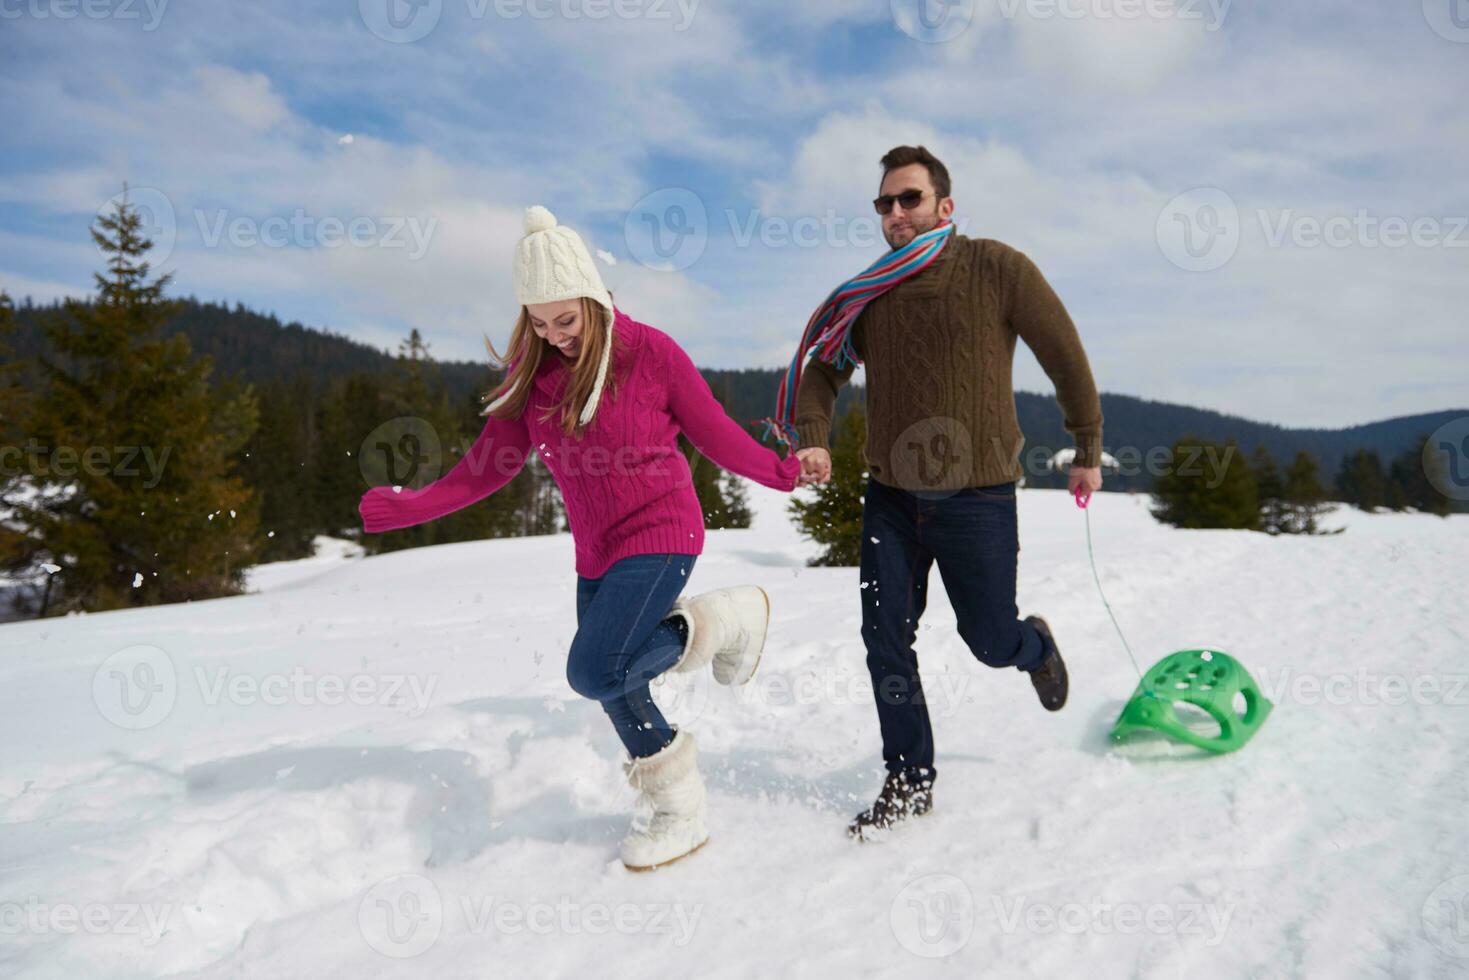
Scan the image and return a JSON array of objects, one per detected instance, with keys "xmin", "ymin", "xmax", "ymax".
[
  {"xmin": 1009, "ymin": 0, "xmax": 1212, "ymax": 92},
  {"xmin": 194, "ymin": 66, "xmax": 293, "ymax": 132}
]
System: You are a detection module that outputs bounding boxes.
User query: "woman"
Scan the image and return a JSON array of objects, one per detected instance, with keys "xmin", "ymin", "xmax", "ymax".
[{"xmin": 359, "ymin": 206, "xmax": 805, "ymax": 871}]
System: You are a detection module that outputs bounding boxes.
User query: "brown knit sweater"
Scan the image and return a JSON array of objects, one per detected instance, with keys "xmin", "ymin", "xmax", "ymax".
[{"xmin": 793, "ymin": 234, "xmax": 1103, "ymax": 492}]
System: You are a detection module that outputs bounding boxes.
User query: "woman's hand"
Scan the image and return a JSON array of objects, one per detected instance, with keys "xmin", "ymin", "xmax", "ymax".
[{"xmin": 358, "ymin": 485, "xmax": 405, "ymax": 534}]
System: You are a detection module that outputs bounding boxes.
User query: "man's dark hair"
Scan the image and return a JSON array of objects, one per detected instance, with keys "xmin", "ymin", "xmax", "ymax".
[{"xmin": 879, "ymin": 145, "xmax": 951, "ymax": 200}]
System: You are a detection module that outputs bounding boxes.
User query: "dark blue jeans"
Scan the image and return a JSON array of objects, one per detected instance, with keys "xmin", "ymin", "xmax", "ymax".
[
  {"xmin": 567, "ymin": 553, "xmax": 697, "ymax": 759},
  {"xmin": 859, "ymin": 477, "xmax": 1046, "ymax": 773}
]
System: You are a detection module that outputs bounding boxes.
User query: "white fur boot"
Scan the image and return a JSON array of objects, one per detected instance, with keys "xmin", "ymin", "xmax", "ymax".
[
  {"xmin": 620, "ymin": 729, "xmax": 709, "ymax": 871},
  {"xmin": 665, "ymin": 586, "xmax": 770, "ymax": 686}
]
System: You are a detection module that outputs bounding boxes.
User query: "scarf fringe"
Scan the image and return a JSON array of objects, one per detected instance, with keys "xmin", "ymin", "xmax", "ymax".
[{"xmin": 755, "ymin": 418, "xmax": 800, "ymax": 451}]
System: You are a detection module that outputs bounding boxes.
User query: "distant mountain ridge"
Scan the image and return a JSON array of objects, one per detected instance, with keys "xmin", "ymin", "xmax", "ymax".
[{"xmin": 10, "ymin": 296, "xmax": 1462, "ymax": 490}]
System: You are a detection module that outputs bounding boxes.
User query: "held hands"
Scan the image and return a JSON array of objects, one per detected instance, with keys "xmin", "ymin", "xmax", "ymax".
[{"xmin": 796, "ymin": 447, "xmax": 831, "ymax": 487}]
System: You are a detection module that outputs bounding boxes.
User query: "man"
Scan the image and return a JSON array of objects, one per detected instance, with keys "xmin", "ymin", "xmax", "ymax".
[{"xmin": 789, "ymin": 145, "xmax": 1104, "ymax": 839}]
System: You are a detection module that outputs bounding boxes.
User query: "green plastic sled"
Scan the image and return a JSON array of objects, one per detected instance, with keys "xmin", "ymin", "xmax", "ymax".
[{"xmin": 1110, "ymin": 648, "xmax": 1272, "ymax": 754}]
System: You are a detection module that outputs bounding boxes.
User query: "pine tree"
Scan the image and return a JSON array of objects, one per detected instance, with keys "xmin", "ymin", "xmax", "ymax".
[
  {"xmin": 1251, "ymin": 445, "xmax": 1286, "ymax": 534},
  {"xmin": 1280, "ymin": 451, "xmax": 1337, "ymax": 535},
  {"xmin": 0, "ymin": 289, "xmax": 27, "ymax": 462},
  {"xmin": 22, "ymin": 188, "xmax": 261, "ymax": 613},
  {"xmin": 522, "ymin": 457, "xmax": 565, "ymax": 535},
  {"xmin": 0, "ymin": 290, "xmax": 23, "ymax": 431},
  {"xmin": 681, "ymin": 450, "xmax": 754, "ymax": 531},
  {"xmin": 683, "ymin": 441, "xmax": 725, "ymax": 527},
  {"xmin": 719, "ymin": 469, "xmax": 753, "ymax": 528},
  {"xmin": 789, "ymin": 406, "xmax": 867, "ymax": 566},
  {"xmin": 239, "ymin": 374, "xmax": 317, "ymax": 561},
  {"xmin": 0, "ymin": 289, "xmax": 44, "ymax": 612},
  {"xmin": 1150, "ymin": 436, "xmax": 1259, "ymax": 530},
  {"xmin": 1335, "ymin": 449, "xmax": 1395, "ymax": 512},
  {"xmin": 313, "ymin": 371, "xmax": 384, "ymax": 537},
  {"xmin": 1389, "ymin": 436, "xmax": 1452, "ymax": 517},
  {"xmin": 681, "ymin": 380, "xmax": 753, "ymax": 531}
]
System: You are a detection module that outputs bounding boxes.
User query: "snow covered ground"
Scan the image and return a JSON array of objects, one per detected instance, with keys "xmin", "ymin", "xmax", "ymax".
[{"xmin": 2, "ymin": 485, "xmax": 1466, "ymax": 978}]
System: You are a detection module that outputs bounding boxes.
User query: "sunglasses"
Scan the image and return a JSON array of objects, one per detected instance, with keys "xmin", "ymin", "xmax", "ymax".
[{"xmin": 872, "ymin": 189, "xmax": 927, "ymax": 215}]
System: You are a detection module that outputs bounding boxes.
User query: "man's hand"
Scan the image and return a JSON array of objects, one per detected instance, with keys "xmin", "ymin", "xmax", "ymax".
[
  {"xmin": 796, "ymin": 447, "xmax": 832, "ymax": 487},
  {"xmin": 1068, "ymin": 465, "xmax": 1103, "ymax": 497}
]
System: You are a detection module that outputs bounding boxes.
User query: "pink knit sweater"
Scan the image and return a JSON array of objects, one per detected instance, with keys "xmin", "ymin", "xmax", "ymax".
[{"xmin": 359, "ymin": 310, "xmax": 801, "ymax": 578}]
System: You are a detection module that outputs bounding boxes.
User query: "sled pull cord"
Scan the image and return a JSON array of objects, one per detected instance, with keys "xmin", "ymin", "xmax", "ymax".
[{"xmin": 1073, "ymin": 486, "xmax": 1145, "ymax": 682}]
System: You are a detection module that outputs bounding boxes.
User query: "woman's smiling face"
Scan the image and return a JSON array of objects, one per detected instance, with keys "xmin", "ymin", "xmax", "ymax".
[{"xmin": 526, "ymin": 299, "xmax": 584, "ymax": 359}]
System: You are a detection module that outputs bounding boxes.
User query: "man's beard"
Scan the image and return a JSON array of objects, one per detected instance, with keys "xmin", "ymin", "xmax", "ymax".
[{"xmin": 883, "ymin": 209, "xmax": 940, "ymax": 250}]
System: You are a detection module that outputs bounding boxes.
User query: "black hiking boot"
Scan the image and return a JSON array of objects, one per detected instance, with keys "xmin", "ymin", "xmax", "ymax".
[
  {"xmin": 1024, "ymin": 615, "xmax": 1068, "ymax": 711},
  {"xmin": 847, "ymin": 766, "xmax": 935, "ymax": 841}
]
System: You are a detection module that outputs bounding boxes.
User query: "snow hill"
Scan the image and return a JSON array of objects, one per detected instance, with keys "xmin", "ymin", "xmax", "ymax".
[{"xmin": 1, "ymin": 485, "xmax": 1466, "ymax": 978}]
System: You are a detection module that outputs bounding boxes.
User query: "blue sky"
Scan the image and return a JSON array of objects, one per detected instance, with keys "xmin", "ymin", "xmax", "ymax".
[{"xmin": 2, "ymin": 0, "xmax": 1466, "ymax": 428}]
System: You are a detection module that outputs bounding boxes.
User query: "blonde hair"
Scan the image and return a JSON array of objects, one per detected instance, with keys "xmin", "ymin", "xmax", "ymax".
[{"xmin": 480, "ymin": 297, "xmax": 620, "ymax": 438}]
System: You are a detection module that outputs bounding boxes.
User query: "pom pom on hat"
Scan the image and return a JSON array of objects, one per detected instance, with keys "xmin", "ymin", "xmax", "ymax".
[{"xmin": 524, "ymin": 205, "xmax": 557, "ymax": 235}]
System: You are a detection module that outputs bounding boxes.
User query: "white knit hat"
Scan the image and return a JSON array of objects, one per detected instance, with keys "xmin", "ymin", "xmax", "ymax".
[{"xmin": 482, "ymin": 205, "xmax": 615, "ymax": 423}]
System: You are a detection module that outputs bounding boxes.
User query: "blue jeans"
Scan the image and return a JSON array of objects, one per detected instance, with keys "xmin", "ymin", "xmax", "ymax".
[
  {"xmin": 859, "ymin": 477, "xmax": 1046, "ymax": 773},
  {"xmin": 568, "ymin": 553, "xmax": 697, "ymax": 758}
]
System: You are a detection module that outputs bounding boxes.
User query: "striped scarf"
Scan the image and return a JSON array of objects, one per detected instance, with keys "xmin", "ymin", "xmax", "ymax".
[{"xmin": 757, "ymin": 221, "xmax": 954, "ymax": 450}]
